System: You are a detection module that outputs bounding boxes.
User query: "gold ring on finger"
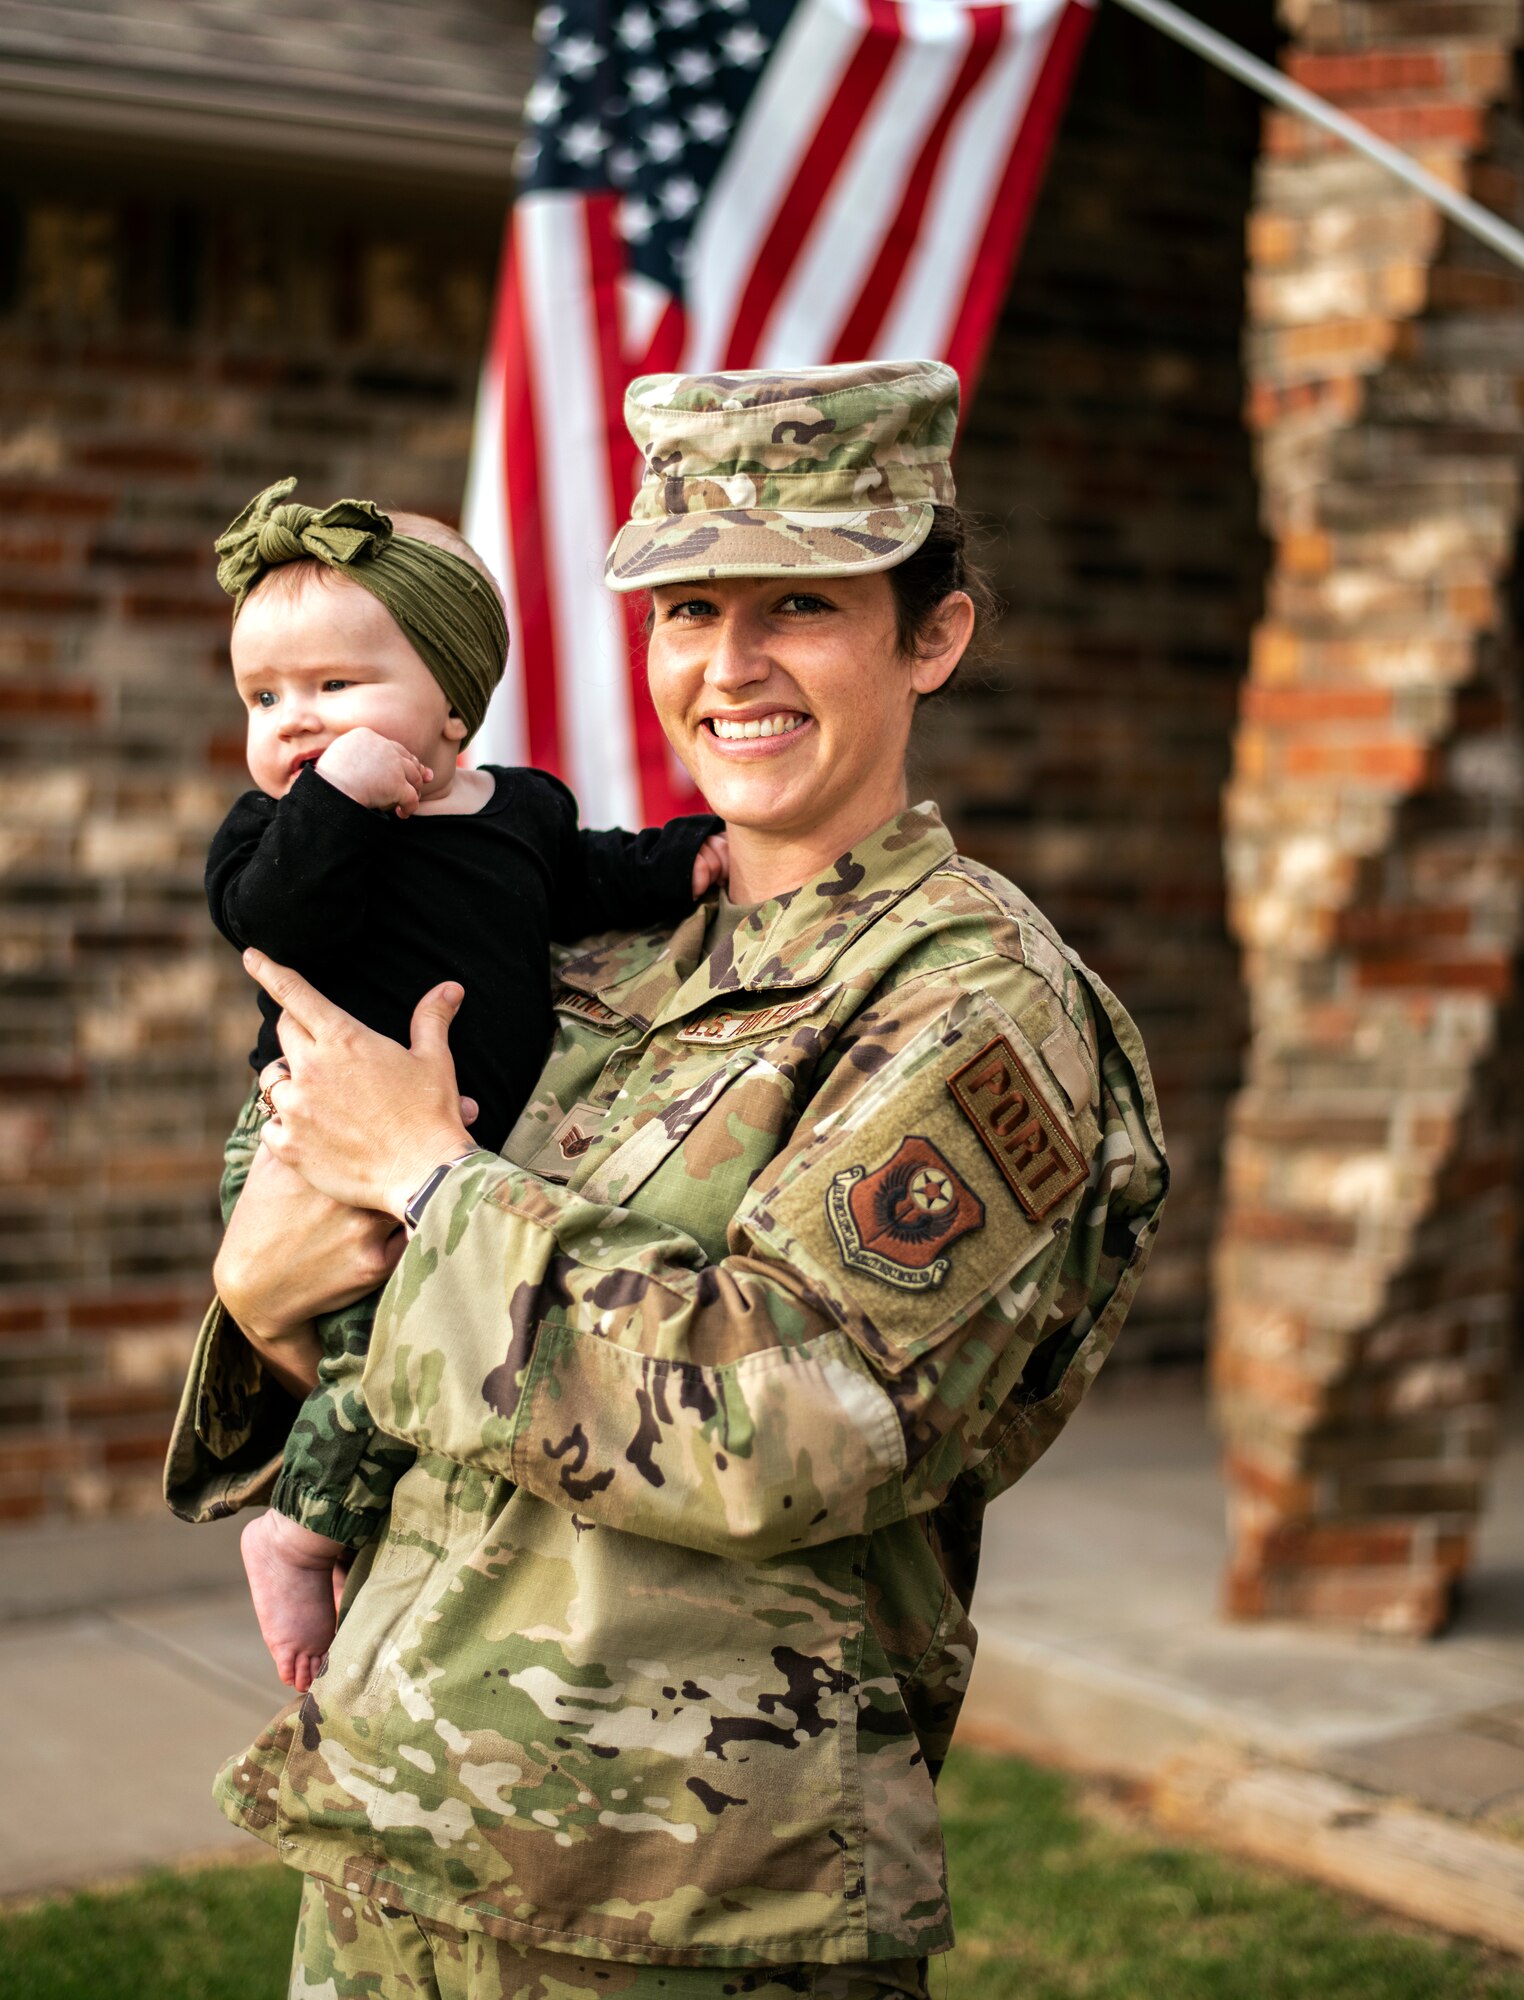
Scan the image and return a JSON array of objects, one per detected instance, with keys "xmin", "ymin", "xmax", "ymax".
[{"xmin": 258, "ymin": 1070, "xmax": 291, "ymax": 1121}]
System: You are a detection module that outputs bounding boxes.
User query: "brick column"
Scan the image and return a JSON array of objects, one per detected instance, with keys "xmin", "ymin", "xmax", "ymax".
[{"xmin": 1217, "ymin": 1, "xmax": 1524, "ymax": 1634}]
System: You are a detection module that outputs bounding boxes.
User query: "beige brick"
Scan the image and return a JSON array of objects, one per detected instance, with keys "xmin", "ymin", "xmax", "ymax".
[{"xmin": 1223, "ymin": 0, "xmax": 1521, "ymax": 1633}]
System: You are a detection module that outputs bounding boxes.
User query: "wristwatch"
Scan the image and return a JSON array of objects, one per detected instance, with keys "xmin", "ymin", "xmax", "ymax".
[{"xmin": 402, "ymin": 1152, "xmax": 482, "ymax": 1234}]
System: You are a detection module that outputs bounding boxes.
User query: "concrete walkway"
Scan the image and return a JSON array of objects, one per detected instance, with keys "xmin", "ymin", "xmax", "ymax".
[
  {"xmin": 959, "ymin": 1373, "xmax": 1524, "ymax": 1951},
  {"xmin": 964, "ymin": 1374, "xmax": 1524, "ymax": 1810},
  {"xmin": 1, "ymin": 1377, "xmax": 1520, "ymax": 1939},
  {"xmin": 0, "ymin": 1514, "xmax": 287, "ymax": 1900}
]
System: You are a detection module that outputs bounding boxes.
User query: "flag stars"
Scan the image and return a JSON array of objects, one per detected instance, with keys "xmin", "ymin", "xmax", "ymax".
[
  {"xmin": 616, "ymin": 5, "xmax": 658, "ymax": 48},
  {"xmin": 660, "ymin": 176, "xmax": 701, "ymax": 219},
  {"xmin": 525, "ymin": 76, "xmax": 567, "ymax": 124},
  {"xmin": 560, "ymin": 120, "xmax": 609, "ymax": 165},
  {"xmin": 555, "ymin": 32, "xmax": 604, "ymax": 75},
  {"xmin": 721, "ymin": 24, "xmax": 768, "ymax": 63},
  {"xmin": 618, "ymin": 197, "xmax": 656, "ymax": 242},
  {"xmin": 687, "ymin": 101, "xmax": 731, "ymax": 143},
  {"xmin": 515, "ymin": 0, "xmax": 779, "ymax": 302},
  {"xmin": 627, "ymin": 63, "xmax": 670, "ymax": 104},
  {"xmin": 645, "ymin": 121, "xmax": 686, "ymax": 163}
]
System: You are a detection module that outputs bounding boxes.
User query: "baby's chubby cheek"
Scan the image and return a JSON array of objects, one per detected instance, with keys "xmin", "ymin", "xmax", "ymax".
[{"xmin": 248, "ymin": 730, "xmax": 330, "ymax": 800}]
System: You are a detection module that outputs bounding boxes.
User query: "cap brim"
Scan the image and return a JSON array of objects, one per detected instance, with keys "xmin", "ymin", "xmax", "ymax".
[{"xmin": 604, "ymin": 503, "xmax": 935, "ymax": 593}]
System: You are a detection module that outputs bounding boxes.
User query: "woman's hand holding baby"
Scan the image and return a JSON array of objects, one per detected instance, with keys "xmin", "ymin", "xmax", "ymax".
[
  {"xmin": 316, "ymin": 727, "xmax": 433, "ymax": 818},
  {"xmin": 215, "ymin": 1144, "xmax": 404, "ymax": 1364},
  {"xmin": 246, "ymin": 949, "xmax": 477, "ymax": 1222}
]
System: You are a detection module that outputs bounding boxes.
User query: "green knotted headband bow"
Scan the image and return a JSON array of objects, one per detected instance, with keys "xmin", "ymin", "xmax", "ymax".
[{"xmin": 214, "ymin": 477, "xmax": 507, "ymax": 742}]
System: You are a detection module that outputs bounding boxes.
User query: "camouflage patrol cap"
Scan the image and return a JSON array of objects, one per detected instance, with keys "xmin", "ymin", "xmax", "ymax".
[{"xmin": 604, "ymin": 358, "xmax": 959, "ymax": 592}]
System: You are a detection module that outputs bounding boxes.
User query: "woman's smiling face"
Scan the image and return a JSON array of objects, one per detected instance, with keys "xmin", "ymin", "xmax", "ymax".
[{"xmin": 646, "ymin": 572, "xmax": 959, "ymax": 856}]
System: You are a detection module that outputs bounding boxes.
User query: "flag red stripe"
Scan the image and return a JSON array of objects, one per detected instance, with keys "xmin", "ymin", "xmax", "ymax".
[
  {"xmin": 582, "ymin": 196, "xmax": 696, "ymax": 821},
  {"xmin": 944, "ymin": 0, "xmax": 1093, "ymax": 395},
  {"xmin": 626, "ymin": 293, "xmax": 704, "ymax": 817},
  {"xmin": 499, "ymin": 218, "xmax": 562, "ymax": 771},
  {"xmin": 829, "ymin": 6, "xmax": 1007, "ymax": 365},
  {"xmin": 638, "ymin": 294, "xmax": 686, "ymax": 378},
  {"xmin": 721, "ymin": 0, "xmax": 904, "ymax": 370},
  {"xmin": 584, "ymin": 192, "xmax": 639, "ymax": 534}
]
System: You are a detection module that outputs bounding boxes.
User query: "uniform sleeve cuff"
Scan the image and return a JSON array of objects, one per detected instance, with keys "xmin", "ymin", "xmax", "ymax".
[
  {"xmin": 162, "ymin": 1299, "xmax": 291, "ymax": 1523},
  {"xmin": 266, "ymin": 1471, "xmax": 393, "ymax": 1549}
]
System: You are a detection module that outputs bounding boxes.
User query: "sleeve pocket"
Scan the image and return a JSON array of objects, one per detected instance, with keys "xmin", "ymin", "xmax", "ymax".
[{"xmin": 739, "ymin": 996, "xmax": 1086, "ymax": 1376}]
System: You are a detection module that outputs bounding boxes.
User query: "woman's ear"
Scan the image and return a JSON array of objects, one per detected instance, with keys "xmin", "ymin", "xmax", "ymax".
[
  {"xmin": 909, "ymin": 590, "xmax": 975, "ymax": 697},
  {"xmin": 443, "ymin": 710, "xmax": 469, "ymax": 744}
]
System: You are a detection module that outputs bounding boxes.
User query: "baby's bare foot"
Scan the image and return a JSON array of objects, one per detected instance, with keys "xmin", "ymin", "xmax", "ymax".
[{"xmin": 241, "ymin": 1510, "xmax": 344, "ymax": 1693}]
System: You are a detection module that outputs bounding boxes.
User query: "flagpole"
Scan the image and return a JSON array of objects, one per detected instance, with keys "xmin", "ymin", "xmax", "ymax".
[{"xmin": 1106, "ymin": 0, "xmax": 1524, "ymax": 275}]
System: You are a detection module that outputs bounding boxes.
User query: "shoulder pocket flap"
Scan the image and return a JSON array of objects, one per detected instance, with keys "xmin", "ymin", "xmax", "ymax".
[{"xmin": 740, "ymin": 995, "xmax": 1097, "ymax": 1375}]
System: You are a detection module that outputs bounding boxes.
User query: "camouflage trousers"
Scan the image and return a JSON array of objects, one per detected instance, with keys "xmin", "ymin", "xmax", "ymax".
[
  {"xmin": 223, "ymin": 1087, "xmax": 416, "ymax": 1547},
  {"xmin": 291, "ymin": 1876, "xmax": 932, "ymax": 2000}
]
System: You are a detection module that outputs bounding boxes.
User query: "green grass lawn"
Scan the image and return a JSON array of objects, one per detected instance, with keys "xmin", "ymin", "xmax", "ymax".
[{"xmin": 2, "ymin": 1748, "xmax": 1520, "ymax": 2000}]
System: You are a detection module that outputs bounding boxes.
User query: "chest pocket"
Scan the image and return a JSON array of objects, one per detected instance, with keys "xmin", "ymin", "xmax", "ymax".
[
  {"xmin": 501, "ymin": 1001, "xmax": 641, "ymax": 1178},
  {"xmin": 576, "ymin": 1016, "xmax": 832, "ymax": 1264},
  {"xmin": 576, "ymin": 1044, "xmax": 760, "ymax": 1210}
]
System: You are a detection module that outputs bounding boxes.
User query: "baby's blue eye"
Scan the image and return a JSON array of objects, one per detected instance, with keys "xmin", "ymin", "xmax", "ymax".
[
  {"xmin": 322, "ymin": 680, "xmax": 350, "ymax": 693},
  {"xmin": 253, "ymin": 691, "xmax": 276, "ymax": 709}
]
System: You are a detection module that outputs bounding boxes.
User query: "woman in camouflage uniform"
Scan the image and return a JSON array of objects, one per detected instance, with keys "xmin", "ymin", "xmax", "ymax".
[{"xmin": 173, "ymin": 359, "xmax": 1168, "ymax": 1998}]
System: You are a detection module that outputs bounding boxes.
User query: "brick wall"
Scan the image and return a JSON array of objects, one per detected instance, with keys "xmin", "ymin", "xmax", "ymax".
[
  {"xmin": 1218, "ymin": 0, "xmax": 1524, "ymax": 1633},
  {"xmin": 0, "ymin": 154, "xmax": 500, "ymax": 1521}
]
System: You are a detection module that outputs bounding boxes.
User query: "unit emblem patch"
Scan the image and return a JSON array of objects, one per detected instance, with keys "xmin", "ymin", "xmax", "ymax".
[
  {"xmin": 947, "ymin": 1036, "xmax": 1088, "ymax": 1220},
  {"xmin": 825, "ymin": 1135, "xmax": 985, "ymax": 1291}
]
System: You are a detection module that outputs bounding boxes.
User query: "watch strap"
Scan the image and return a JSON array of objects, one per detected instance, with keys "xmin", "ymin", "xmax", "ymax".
[{"xmin": 403, "ymin": 1152, "xmax": 481, "ymax": 1233}]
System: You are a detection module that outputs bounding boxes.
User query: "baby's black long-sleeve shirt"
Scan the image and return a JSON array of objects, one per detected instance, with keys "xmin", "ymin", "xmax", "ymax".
[{"xmin": 206, "ymin": 764, "xmax": 718, "ymax": 1155}]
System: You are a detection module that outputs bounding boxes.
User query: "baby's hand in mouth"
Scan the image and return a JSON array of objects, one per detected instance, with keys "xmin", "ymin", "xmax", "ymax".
[{"xmin": 314, "ymin": 729, "xmax": 432, "ymax": 817}]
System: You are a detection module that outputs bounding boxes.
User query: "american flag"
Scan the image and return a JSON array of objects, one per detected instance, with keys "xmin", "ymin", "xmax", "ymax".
[{"xmin": 465, "ymin": 0, "xmax": 1094, "ymax": 819}]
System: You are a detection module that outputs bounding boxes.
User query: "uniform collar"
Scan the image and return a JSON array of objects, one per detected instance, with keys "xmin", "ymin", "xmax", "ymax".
[{"xmin": 560, "ymin": 802, "xmax": 954, "ymax": 1028}]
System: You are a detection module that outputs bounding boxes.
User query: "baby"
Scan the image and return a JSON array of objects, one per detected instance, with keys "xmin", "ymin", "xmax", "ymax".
[{"xmin": 206, "ymin": 478, "xmax": 722, "ymax": 1691}]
